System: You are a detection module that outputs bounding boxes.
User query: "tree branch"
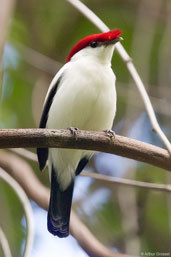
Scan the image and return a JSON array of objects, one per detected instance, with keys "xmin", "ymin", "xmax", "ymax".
[
  {"xmin": 0, "ymin": 152, "xmax": 133, "ymax": 257},
  {"xmin": 0, "ymin": 129, "xmax": 170, "ymax": 171}
]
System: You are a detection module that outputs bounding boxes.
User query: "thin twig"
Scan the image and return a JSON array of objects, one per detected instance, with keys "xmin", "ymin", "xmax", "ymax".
[
  {"xmin": 0, "ymin": 129, "xmax": 170, "ymax": 171},
  {"xmin": 0, "ymin": 168, "xmax": 34, "ymax": 257},
  {"xmin": 82, "ymin": 171, "xmax": 171, "ymax": 193},
  {"xmin": 0, "ymin": 227, "xmax": 12, "ymax": 257},
  {"xmin": 65, "ymin": 0, "xmax": 171, "ymax": 154},
  {"xmin": 7, "ymin": 148, "xmax": 171, "ymax": 194}
]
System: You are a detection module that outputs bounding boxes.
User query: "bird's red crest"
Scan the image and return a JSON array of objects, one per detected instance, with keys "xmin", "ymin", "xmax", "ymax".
[{"xmin": 66, "ymin": 29, "xmax": 122, "ymax": 62}]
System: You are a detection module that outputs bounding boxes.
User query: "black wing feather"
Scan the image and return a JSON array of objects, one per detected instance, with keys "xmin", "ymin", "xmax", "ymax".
[
  {"xmin": 37, "ymin": 76, "xmax": 62, "ymax": 171},
  {"xmin": 75, "ymin": 157, "xmax": 89, "ymax": 176}
]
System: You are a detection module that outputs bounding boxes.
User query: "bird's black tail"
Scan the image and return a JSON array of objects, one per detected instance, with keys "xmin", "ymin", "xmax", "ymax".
[{"xmin": 48, "ymin": 166, "xmax": 74, "ymax": 238}]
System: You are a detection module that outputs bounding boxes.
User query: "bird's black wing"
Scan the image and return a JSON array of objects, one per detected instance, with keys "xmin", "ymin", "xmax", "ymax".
[
  {"xmin": 37, "ymin": 76, "xmax": 62, "ymax": 171},
  {"xmin": 75, "ymin": 157, "xmax": 89, "ymax": 176}
]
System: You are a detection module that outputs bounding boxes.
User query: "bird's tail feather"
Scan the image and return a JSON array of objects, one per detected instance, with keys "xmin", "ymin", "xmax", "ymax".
[{"xmin": 48, "ymin": 166, "xmax": 74, "ymax": 238}]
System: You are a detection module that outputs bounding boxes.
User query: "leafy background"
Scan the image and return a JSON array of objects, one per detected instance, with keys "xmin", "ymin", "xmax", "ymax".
[{"xmin": 0, "ymin": 0, "xmax": 171, "ymax": 256}]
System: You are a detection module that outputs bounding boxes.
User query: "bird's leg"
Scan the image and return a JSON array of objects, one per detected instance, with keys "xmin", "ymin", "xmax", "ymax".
[
  {"xmin": 103, "ymin": 129, "xmax": 116, "ymax": 138},
  {"xmin": 68, "ymin": 127, "xmax": 78, "ymax": 137}
]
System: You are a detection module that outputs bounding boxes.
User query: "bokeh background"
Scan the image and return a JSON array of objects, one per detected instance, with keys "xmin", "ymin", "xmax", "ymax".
[{"xmin": 0, "ymin": 0, "xmax": 171, "ymax": 256}]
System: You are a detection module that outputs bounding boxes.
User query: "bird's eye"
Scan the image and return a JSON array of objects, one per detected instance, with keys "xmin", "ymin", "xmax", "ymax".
[{"xmin": 90, "ymin": 41, "xmax": 98, "ymax": 48}]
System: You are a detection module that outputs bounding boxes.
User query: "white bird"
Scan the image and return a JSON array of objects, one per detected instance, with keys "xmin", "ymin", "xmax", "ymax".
[{"xmin": 37, "ymin": 29, "xmax": 122, "ymax": 237}]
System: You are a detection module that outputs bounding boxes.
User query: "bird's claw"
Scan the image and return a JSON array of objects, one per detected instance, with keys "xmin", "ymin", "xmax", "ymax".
[
  {"xmin": 68, "ymin": 127, "xmax": 78, "ymax": 137},
  {"xmin": 104, "ymin": 129, "xmax": 115, "ymax": 138}
]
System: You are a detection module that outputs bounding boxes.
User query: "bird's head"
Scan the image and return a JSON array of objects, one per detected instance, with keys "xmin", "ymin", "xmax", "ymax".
[{"xmin": 66, "ymin": 29, "xmax": 122, "ymax": 64}]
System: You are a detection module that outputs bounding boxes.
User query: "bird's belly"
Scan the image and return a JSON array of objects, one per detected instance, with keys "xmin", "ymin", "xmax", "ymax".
[
  {"xmin": 47, "ymin": 65, "xmax": 116, "ymax": 190},
  {"xmin": 47, "ymin": 72, "xmax": 116, "ymax": 131}
]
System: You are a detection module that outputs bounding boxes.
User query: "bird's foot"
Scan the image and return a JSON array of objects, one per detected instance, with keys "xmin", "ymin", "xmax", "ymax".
[
  {"xmin": 103, "ymin": 129, "xmax": 116, "ymax": 138},
  {"xmin": 68, "ymin": 127, "xmax": 78, "ymax": 137}
]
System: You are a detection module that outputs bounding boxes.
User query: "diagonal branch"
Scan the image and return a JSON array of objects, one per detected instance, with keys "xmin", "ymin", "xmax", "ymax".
[{"xmin": 0, "ymin": 129, "xmax": 170, "ymax": 171}]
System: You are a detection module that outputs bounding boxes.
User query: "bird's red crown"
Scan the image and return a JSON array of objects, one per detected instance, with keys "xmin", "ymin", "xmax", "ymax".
[{"xmin": 66, "ymin": 29, "xmax": 122, "ymax": 62}]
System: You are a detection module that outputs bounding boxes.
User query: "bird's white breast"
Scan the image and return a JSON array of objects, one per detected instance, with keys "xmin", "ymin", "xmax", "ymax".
[{"xmin": 47, "ymin": 57, "xmax": 117, "ymax": 190}]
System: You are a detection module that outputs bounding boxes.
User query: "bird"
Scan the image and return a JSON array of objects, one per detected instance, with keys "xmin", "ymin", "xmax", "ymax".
[{"xmin": 37, "ymin": 29, "xmax": 122, "ymax": 238}]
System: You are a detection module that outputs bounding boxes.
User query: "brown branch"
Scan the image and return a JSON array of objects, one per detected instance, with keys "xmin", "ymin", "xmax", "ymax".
[
  {"xmin": 0, "ymin": 129, "xmax": 170, "ymax": 171},
  {"xmin": 0, "ymin": 152, "xmax": 133, "ymax": 257}
]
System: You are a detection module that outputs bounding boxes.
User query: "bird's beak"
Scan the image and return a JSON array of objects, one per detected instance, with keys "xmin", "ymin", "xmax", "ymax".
[{"xmin": 105, "ymin": 36, "xmax": 123, "ymax": 46}]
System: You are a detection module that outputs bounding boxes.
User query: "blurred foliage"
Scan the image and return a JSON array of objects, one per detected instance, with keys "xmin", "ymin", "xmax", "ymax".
[
  {"xmin": 0, "ymin": 179, "xmax": 25, "ymax": 257},
  {"xmin": 0, "ymin": 0, "xmax": 171, "ymax": 256}
]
